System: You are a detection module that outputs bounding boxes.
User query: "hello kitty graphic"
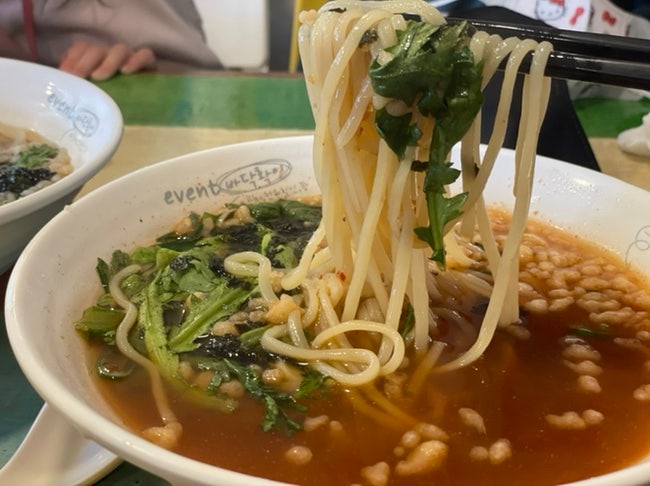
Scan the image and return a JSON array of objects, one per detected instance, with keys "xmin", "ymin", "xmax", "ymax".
[{"xmin": 535, "ymin": 0, "xmax": 566, "ymax": 22}]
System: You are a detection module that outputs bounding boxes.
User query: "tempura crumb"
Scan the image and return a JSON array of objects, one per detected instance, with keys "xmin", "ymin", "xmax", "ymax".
[
  {"xmin": 284, "ymin": 445, "xmax": 313, "ymax": 465},
  {"xmin": 577, "ymin": 375, "xmax": 602, "ymax": 394},
  {"xmin": 549, "ymin": 296, "xmax": 575, "ymax": 312},
  {"xmin": 469, "ymin": 446, "xmax": 489, "ymax": 462},
  {"xmin": 524, "ymin": 299, "xmax": 548, "ymax": 314},
  {"xmin": 562, "ymin": 343, "xmax": 601, "ymax": 362},
  {"xmin": 633, "ymin": 384, "xmax": 650, "ymax": 401},
  {"xmin": 383, "ymin": 371, "xmax": 408, "ymax": 400},
  {"xmin": 458, "ymin": 408, "xmax": 486, "ymax": 434},
  {"xmin": 614, "ymin": 337, "xmax": 647, "ymax": 352},
  {"xmin": 178, "ymin": 360, "xmax": 194, "ymax": 381},
  {"xmin": 505, "ymin": 324, "xmax": 531, "ymax": 340},
  {"xmin": 261, "ymin": 360, "xmax": 303, "ymax": 392},
  {"xmin": 414, "ymin": 422, "xmax": 449, "ymax": 442},
  {"xmin": 172, "ymin": 216, "xmax": 194, "ymax": 234},
  {"xmin": 142, "ymin": 421, "xmax": 183, "ymax": 450},
  {"xmin": 360, "ymin": 461, "xmax": 391, "ymax": 486},
  {"xmin": 303, "ymin": 414, "xmax": 330, "ymax": 432},
  {"xmin": 193, "ymin": 370, "xmax": 214, "ymax": 389},
  {"xmin": 563, "ymin": 359, "xmax": 603, "ymax": 376},
  {"xmin": 400, "ymin": 430, "xmax": 421, "ymax": 449},
  {"xmin": 218, "ymin": 379, "xmax": 245, "ymax": 399},
  {"xmin": 582, "ymin": 409, "xmax": 604, "ymax": 426},
  {"xmin": 637, "ymin": 330, "xmax": 650, "ymax": 341},
  {"xmin": 395, "ymin": 440, "xmax": 448, "ymax": 476},
  {"xmin": 211, "ymin": 320, "xmax": 239, "ymax": 336},
  {"xmin": 265, "ymin": 293, "xmax": 300, "ymax": 324},
  {"xmin": 488, "ymin": 439, "xmax": 512, "ymax": 465},
  {"xmin": 329, "ymin": 420, "xmax": 344, "ymax": 436},
  {"xmin": 545, "ymin": 410, "xmax": 604, "ymax": 430}
]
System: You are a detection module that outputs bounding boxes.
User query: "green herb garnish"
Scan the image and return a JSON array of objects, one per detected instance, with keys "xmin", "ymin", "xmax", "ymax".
[{"xmin": 369, "ymin": 20, "xmax": 483, "ymax": 268}]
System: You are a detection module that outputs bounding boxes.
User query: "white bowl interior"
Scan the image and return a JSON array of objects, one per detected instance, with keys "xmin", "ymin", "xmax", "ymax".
[
  {"xmin": 0, "ymin": 58, "xmax": 123, "ymax": 271},
  {"xmin": 5, "ymin": 136, "xmax": 650, "ymax": 485}
]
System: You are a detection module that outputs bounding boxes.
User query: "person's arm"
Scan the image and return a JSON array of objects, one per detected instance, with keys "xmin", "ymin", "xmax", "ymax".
[{"xmin": 58, "ymin": 39, "xmax": 157, "ymax": 80}]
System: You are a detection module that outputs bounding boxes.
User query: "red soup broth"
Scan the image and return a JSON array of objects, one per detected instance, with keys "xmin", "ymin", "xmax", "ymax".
[{"xmin": 90, "ymin": 212, "xmax": 650, "ymax": 486}]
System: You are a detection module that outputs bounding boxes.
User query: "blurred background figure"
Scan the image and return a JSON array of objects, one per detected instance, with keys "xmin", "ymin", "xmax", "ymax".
[
  {"xmin": 0, "ymin": 0, "xmax": 222, "ymax": 80},
  {"xmin": 433, "ymin": 0, "xmax": 650, "ymax": 32}
]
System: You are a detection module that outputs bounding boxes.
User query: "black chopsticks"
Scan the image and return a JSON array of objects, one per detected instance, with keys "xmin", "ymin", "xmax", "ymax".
[{"xmin": 448, "ymin": 17, "xmax": 650, "ymax": 90}]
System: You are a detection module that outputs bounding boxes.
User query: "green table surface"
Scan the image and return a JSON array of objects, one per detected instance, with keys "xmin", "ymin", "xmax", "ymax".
[
  {"xmin": 1, "ymin": 72, "xmax": 648, "ymax": 485},
  {"xmin": 93, "ymin": 72, "xmax": 650, "ymax": 137},
  {"xmin": 96, "ymin": 72, "xmax": 315, "ymax": 131},
  {"xmin": 574, "ymin": 96, "xmax": 650, "ymax": 138}
]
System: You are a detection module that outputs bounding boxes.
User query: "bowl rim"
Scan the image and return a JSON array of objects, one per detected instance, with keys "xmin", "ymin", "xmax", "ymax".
[
  {"xmin": 0, "ymin": 58, "xmax": 124, "ymax": 225},
  {"xmin": 5, "ymin": 135, "xmax": 650, "ymax": 485}
]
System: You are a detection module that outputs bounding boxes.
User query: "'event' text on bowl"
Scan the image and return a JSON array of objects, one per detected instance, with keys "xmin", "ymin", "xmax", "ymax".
[{"xmin": 163, "ymin": 159, "xmax": 293, "ymax": 205}]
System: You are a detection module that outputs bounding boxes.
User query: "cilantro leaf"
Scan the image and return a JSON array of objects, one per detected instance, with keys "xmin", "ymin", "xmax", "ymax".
[
  {"xmin": 374, "ymin": 108, "xmax": 422, "ymax": 159},
  {"xmin": 15, "ymin": 144, "xmax": 58, "ymax": 168},
  {"xmin": 369, "ymin": 20, "xmax": 483, "ymax": 268},
  {"xmin": 223, "ymin": 359, "xmax": 304, "ymax": 435}
]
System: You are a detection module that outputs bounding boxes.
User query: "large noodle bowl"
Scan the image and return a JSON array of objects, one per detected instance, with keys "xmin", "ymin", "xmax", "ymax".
[{"xmin": 81, "ymin": 190, "xmax": 650, "ymax": 485}]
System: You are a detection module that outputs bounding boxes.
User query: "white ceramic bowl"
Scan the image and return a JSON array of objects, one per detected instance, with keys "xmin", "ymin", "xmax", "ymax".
[
  {"xmin": 5, "ymin": 136, "xmax": 650, "ymax": 485},
  {"xmin": 0, "ymin": 58, "xmax": 123, "ymax": 273}
]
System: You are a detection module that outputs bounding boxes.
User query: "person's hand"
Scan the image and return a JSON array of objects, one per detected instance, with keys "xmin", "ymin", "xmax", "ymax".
[{"xmin": 59, "ymin": 39, "xmax": 156, "ymax": 81}]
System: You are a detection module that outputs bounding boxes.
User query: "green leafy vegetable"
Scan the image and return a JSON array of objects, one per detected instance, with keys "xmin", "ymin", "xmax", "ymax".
[
  {"xmin": 569, "ymin": 323, "xmax": 616, "ymax": 338},
  {"xmin": 139, "ymin": 272, "xmax": 181, "ymax": 380},
  {"xmin": 223, "ymin": 359, "xmax": 305, "ymax": 434},
  {"xmin": 156, "ymin": 212, "xmax": 205, "ymax": 251},
  {"xmin": 295, "ymin": 368, "xmax": 330, "ymax": 399},
  {"xmin": 74, "ymin": 305, "xmax": 124, "ymax": 345},
  {"xmin": 76, "ymin": 200, "xmax": 329, "ymax": 433},
  {"xmin": 399, "ymin": 304, "xmax": 416, "ymax": 340},
  {"xmin": 374, "ymin": 108, "xmax": 422, "ymax": 159},
  {"xmin": 96, "ymin": 348, "xmax": 136, "ymax": 380},
  {"xmin": 369, "ymin": 20, "xmax": 484, "ymax": 268},
  {"xmin": 247, "ymin": 199, "xmax": 322, "ymax": 225},
  {"xmin": 248, "ymin": 199, "xmax": 321, "ymax": 268},
  {"xmin": 0, "ymin": 143, "xmax": 59, "ymax": 198},
  {"xmin": 167, "ymin": 280, "xmax": 256, "ymax": 353},
  {"xmin": 15, "ymin": 144, "xmax": 58, "ymax": 168}
]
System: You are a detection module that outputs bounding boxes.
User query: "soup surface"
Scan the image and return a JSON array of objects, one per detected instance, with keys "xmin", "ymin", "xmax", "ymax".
[{"xmin": 83, "ymin": 206, "xmax": 650, "ymax": 486}]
